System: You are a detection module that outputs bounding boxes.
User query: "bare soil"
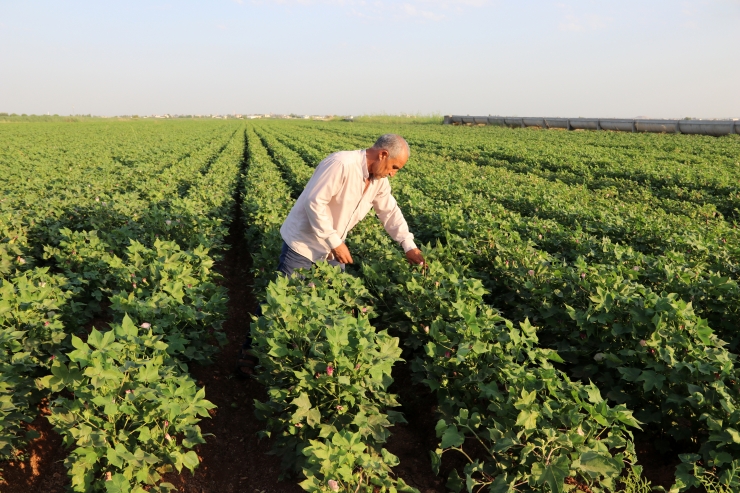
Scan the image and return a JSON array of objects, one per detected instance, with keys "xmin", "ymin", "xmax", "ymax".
[
  {"xmin": 0, "ymin": 402, "xmax": 69, "ymax": 493},
  {"xmin": 162, "ymin": 206, "xmax": 302, "ymax": 493}
]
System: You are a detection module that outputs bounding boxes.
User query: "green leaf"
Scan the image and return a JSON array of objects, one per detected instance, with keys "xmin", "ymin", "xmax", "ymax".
[
  {"xmin": 105, "ymin": 473, "xmax": 131, "ymax": 493},
  {"xmin": 637, "ymin": 370, "xmax": 666, "ymax": 392},
  {"xmin": 119, "ymin": 314, "xmax": 139, "ymax": 338},
  {"xmin": 578, "ymin": 450, "xmax": 621, "ymax": 477},
  {"xmin": 696, "ymin": 323, "xmax": 713, "ymax": 346},
  {"xmin": 440, "ymin": 425, "xmax": 465, "ymax": 449},
  {"xmin": 725, "ymin": 428, "xmax": 740, "ymax": 444},
  {"xmin": 446, "ymin": 469, "xmax": 464, "ymax": 493},
  {"xmin": 492, "ymin": 437, "xmax": 517, "ymax": 453},
  {"xmin": 531, "ymin": 455, "xmax": 569, "ymax": 493},
  {"xmin": 182, "ymin": 450, "xmax": 199, "ymax": 472},
  {"xmin": 430, "ymin": 449, "xmax": 442, "ymax": 475},
  {"xmin": 515, "ymin": 409, "xmax": 539, "ymax": 431},
  {"xmin": 585, "ymin": 384, "xmax": 603, "ymax": 404},
  {"xmin": 306, "ymin": 408, "xmax": 321, "ymax": 427}
]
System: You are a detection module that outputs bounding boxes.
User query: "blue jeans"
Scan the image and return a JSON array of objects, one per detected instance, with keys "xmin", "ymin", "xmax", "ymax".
[
  {"xmin": 277, "ymin": 242, "xmax": 313, "ymax": 277},
  {"xmin": 243, "ymin": 242, "xmax": 343, "ymax": 353},
  {"xmin": 277, "ymin": 241, "xmax": 345, "ymax": 276}
]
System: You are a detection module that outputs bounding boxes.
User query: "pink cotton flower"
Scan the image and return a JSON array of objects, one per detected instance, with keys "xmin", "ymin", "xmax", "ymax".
[
  {"xmin": 140, "ymin": 322, "xmax": 151, "ymax": 329},
  {"xmin": 528, "ymin": 270, "xmax": 535, "ymax": 276},
  {"xmin": 327, "ymin": 480, "xmax": 339, "ymax": 492},
  {"xmin": 639, "ymin": 340, "xmax": 647, "ymax": 347},
  {"xmin": 424, "ymin": 326, "xmax": 429, "ymax": 334},
  {"xmin": 326, "ymin": 365, "xmax": 334, "ymax": 377},
  {"xmin": 165, "ymin": 433, "xmax": 172, "ymax": 442},
  {"xmin": 445, "ymin": 351, "xmax": 451, "ymax": 358}
]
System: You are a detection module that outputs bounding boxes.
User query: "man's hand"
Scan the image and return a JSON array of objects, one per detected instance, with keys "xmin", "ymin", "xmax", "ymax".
[
  {"xmin": 331, "ymin": 243, "xmax": 353, "ymax": 264},
  {"xmin": 405, "ymin": 248, "xmax": 425, "ymax": 267}
]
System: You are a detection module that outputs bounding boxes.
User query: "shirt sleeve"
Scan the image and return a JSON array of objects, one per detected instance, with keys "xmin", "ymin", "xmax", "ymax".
[
  {"xmin": 304, "ymin": 157, "xmax": 346, "ymax": 249},
  {"xmin": 372, "ymin": 179, "xmax": 417, "ymax": 252}
]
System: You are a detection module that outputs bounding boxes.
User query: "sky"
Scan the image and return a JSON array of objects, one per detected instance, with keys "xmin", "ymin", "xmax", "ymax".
[{"xmin": 1, "ymin": 0, "xmax": 739, "ymax": 119}]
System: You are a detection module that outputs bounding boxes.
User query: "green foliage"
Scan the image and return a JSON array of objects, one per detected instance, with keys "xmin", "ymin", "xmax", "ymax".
[
  {"xmin": 4, "ymin": 115, "xmax": 739, "ymax": 492},
  {"xmin": 40, "ymin": 315, "xmax": 213, "ymax": 492},
  {"xmin": 300, "ymin": 430, "xmax": 417, "ymax": 493},
  {"xmin": 251, "ymin": 120, "xmax": 740, "ymax": 491},
  {"xmin": 0, "ymin": 120, "xmax": 244, "ymax": 489},
  {"xmin": 0, "ymin": 268, "xmax": 71, "ymax": 457},
  {"xmin": 250, "ymin": 263, "xmax": 409, "ymax": 490},
  {"xmin": 357, "ymin": 237, "xmax": 639, "ymax": 493}
]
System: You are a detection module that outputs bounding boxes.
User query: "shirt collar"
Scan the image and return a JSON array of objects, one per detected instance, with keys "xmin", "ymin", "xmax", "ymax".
[{"xmin": 360, "ymin": 149, "xmax": 369, "ymax": 180}]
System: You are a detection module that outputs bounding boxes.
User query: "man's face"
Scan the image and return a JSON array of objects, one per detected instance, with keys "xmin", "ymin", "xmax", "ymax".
[{"xmin": 373, "ymin": 148, "xmax": 409, "ymax": 179}]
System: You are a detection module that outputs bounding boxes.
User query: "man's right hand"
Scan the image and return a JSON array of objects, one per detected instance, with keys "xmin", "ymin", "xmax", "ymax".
[{"xmin": 331, "ymin": 243, "xmax": 353, "ymax": 264}]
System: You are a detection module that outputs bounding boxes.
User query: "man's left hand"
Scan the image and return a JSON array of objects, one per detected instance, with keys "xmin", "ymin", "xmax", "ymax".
[{"xmin": 405, "ymin": 248, "xmax": 425, "ymax": 266}]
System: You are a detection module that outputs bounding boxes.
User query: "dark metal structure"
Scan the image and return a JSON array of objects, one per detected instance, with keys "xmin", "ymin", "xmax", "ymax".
[{"xmin": 443, "ymin": 115, "xmax": 740, "ymax": 137}]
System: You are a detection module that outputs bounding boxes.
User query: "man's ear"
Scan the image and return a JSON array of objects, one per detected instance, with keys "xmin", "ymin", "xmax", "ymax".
[{"xmin": 379, "ymin": 149, "xmax": 389, "ymax": 160}]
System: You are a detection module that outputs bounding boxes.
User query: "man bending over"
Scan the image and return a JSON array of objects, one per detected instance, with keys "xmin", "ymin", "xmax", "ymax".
[
  {"xmin": 238, "ymin": 133, "xmax": 424, "ymax": 376},
  {"xmin": 278, "ymin": 133, "xmax": 424, "ymax": 274}
]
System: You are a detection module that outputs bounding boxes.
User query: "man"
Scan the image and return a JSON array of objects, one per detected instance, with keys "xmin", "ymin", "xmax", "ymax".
[
  {"xmin": 277, "ymin": 133, "xmax": 425, "ymax": 274},
  {"xmin": 237, "ymin": 133, "xmax": 424, "ymax": 376}
]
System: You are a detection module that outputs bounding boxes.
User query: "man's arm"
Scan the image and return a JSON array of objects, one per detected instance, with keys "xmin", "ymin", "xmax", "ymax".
[{"xmin": 372, "ymin": 180, "xmax": 425, "ymax": 265}]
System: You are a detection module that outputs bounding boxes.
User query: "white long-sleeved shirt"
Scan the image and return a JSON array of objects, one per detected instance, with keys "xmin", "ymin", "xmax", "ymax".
[{"xmin": 280, "ymin": 149, "xmax": 417, "ymax": 262}]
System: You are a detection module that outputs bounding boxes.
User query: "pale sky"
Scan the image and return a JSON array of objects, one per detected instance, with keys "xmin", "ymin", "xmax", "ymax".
[{"xmin": 1, "ymin": 1, "xmax": 738, "ymax": 119}]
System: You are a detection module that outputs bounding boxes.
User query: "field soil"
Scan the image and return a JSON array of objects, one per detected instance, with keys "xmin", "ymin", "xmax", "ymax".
[{"xmin": 163, "ymin": 206, "xmax": 302, "ymax": 493}]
